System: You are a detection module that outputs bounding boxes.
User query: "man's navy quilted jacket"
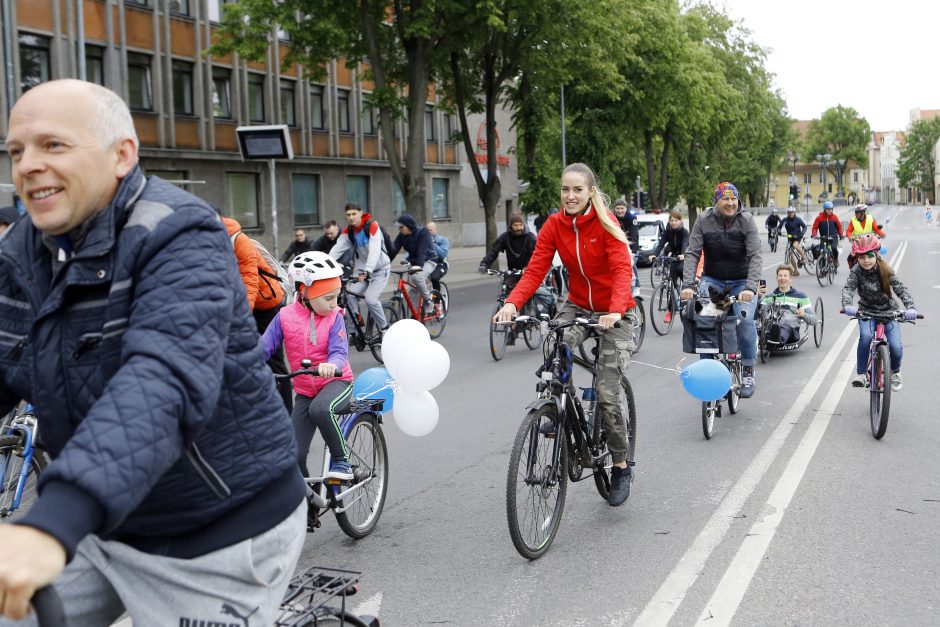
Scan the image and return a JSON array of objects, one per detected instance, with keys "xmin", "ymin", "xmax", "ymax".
[{"xmin": 0, "ymin": 167, "xmax": 303, "ymax": 559}]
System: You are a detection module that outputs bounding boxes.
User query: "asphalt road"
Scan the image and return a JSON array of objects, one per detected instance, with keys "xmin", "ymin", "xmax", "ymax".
[{"xmin": 297, "ymin": 204, "xmax": 940, "ymax": 626}]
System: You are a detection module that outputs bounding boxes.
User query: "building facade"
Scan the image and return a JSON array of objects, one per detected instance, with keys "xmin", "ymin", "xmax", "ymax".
[{"xmin": 0, "ymin": 0, "xmax": 518, "ymax": 254}]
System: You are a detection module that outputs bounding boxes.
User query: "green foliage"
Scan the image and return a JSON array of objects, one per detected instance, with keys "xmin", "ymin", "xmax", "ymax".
[
  {"xmin": 804, "ymin": 105, "xmax": 871, "ymax": 167},
  {"xmin": 897, "ymin": 117, "xmax": 940, "ymax": 197}
]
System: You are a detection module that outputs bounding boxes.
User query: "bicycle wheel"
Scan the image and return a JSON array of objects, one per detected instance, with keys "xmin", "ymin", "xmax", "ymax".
[
  {"xmin": 489, "ymin": 303, "xmax": 509, "ymax": 361},
  {"xmin": 506, "ymin": 405, "xmax": 568, "ymax": 560},
  {"xmin": 438, "ymin": 280, "xmax": 450, "ymax": 313},
  {"xmin": 367, "ymin": 304, "xmax": 399, "ymax": 364},
  {"xmin": 0, "ymin": 436, "xmax": 45, "ymax": 522},
  {"xmin": 813, "ymin": 297, "xmax": 824, "ymax": 347},
  {"xmin": 701, "ymin": 401, "xmax": 718, "ymax": 440},
  {"xmin": 629, "ymin": 298, "xmax": 645, "ymax": 353},
  {"xmin": 578, "ymin": 337, "xmax": 596, "ymax": 364},
  {"xmin": 825, "ymin": 254, "xmax": 835, "ymax": 285},
  {"xmin": 816, "ymin": 254, "xmax": 828, "ymax": 287},
  {"xmin": 521, "ymin": 301, "xmax": 542, "ymax": 350},
  {"xmin": 423, "ymin": 290, "xmax": 447, "ymax": 339},
  {"xmin": 802, "ymin": 251, "xmax": 815, "ymax": 272},
  {"xmin": 758, "ymin": 314, "xmax": 770, "ymax": 363},
  {"xmin": 593, "ymin": 375, "xmax": 638, "ymax": 499},
  {"xmin": 344, "ymin": 311, "xmax": 366, "ymax": 352},
  {"xmin": 783, "ymin": 246, "xmax": 793, "ymax": 269},
  {"xmin": 335, "ymin": 415, "xmax": 389, "ymax": 539},
  {"xmin": 649, "ymin": 284, "xmax": 674, "ymax": 336},
  {"xmin": 726, "ymin": 360, "xmax": 741, "ymax": 415},
  {"xmin": 869, "ymin": 344, "xmax": 891, "ymax": 439},
  {"xmin": 649, "ymin": 259, "xmax": 662, "ymax": 288}
]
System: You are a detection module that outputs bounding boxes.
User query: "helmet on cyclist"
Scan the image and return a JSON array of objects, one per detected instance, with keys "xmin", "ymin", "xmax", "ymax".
[
  {"xmin": 823, "ymin": 201, "xmax": 834, "ymax": 210},
  {"xmin": 851, "ymin": 233, "xmax": 881, "ymax": 256},
  {"xmin": 787, "ymin": 207, "xmax": 796, "ymax": 214},
  {"xmin": 288, "ymin": 251, "xmax": 343, "ymax": 289},
  {"xmin": 771, "ymin": 207, "xmax": 778, "ymax": 214},
  {"xmin": 854, "ymin": 203, "xmax": 868, "ymax": 215}
]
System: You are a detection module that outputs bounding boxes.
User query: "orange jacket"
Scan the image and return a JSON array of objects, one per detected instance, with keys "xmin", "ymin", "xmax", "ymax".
[{"xmin": 223, "ymin": 217, "xmax": 285, "ymax": 311}]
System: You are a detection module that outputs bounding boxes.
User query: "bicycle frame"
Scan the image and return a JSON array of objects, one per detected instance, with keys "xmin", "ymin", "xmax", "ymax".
[
  {"xmin": 391, "ymin": 271, "xmax": 427, "ymax": 321},
  {"xmin": 0, "ymin": 412, "xmax": 38, "ymax": 516}
]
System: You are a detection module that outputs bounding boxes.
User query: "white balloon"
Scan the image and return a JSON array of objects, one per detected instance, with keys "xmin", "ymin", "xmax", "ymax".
[
  {"xmin": 395, "ymin": 341, "xmax": 450, "ymax": 394},
  {"xmin": 381, "ymin": 319, "xmax": 429, "ymax": 377},
  {"xmin": 392, "ymin": 390, "xmax": 439, "ymax": 437}
]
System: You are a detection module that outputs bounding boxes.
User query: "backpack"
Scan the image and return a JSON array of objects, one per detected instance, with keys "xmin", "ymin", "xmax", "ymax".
[
  {"xmin": 347, "ymin": 219, "xmax": 394, "ymax": 258},
  {"xmin": 231, "ymin": 232, "xmax": 290, "ymax": 304}
]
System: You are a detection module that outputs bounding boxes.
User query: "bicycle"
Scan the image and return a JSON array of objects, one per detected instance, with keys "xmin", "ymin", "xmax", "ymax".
[
  {"xmin": 486, "ymin": 269, "xmax": 542, "ymax": 361},
  {"xmin": 339, "ymin": 276, "xmax": 399, "ymax": 364},
  {"xmin": 648, "ymin": 254, "xmax": 665, "ymax": 288},
  {"xmin": 757, "ymin": 294, "xmax": 824, "ymax": 363},
  {"xmin": 649, "ymin": 256, "xmax": 683, "ymax": 336},
  {"xmin": 1, "ymin": 403, "xmax": 48, "ymax": 522},
  {"xmin": 275, "ymin": 362, "xmax": 389, "ymax": 538},
  {"xmin": 767, "ymin": 228, "xmax": 780, "ymax": 253},
  {"xmin": 577, "ymin": 293, "xmax": 645, "ymax": 363},
  {"xmin": 505, "ymin": 315, "xmax": 637, "ymax": 560},
  {"xmin": 845, "ymin": 309, "xmax": 924, "ymax": 440},
  {"xmin": 784, "ymin": 235, "xmax": 813, "ymax": 272},
  {"xmin": 387, "ymin": 266, "xmax": 446, "ymax": 339},
  {"xmin": 813, "ymin": 236, "xmax": 839, "ymax": 286}
]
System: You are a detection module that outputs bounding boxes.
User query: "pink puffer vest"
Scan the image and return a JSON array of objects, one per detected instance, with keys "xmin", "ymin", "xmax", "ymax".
[{"xmin": 279, "ymin": 301, "xmax": 354, "ymax": 397}]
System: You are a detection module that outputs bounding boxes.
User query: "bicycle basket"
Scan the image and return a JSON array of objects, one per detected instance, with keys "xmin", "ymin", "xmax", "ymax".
[
  {"xmin": 681, "ymin": 303, "xmax": 739, "ymax": 354},
  {"xmin": 810, "ymin": 243, "xmax": 821, "ymax": 260}
]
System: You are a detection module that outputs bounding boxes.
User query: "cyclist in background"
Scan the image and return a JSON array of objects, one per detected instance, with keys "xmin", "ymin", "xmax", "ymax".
[
  {"xmin": 613, "ymin": 198, "xmax": 639, "ymax": 255},
  {"xmin": 329, "ymin": 203, "xmax": 391, "ymax": 331},
  {"xmin": 389, "ymin": 213, "xmax": 439, "ymax": 317},
  {"xmin": 681, "ymin": 182, "xmax": 762, "ymax": 398},
  {"xmin": 647, "ymin": 210, "xmax": 689, "ymax": 323},
  {"xmin": 811, "ymin": 200, "xmax": 844, "ymax": 271},
  {"xmin": 426, "ymin": 221, "xmax": 450, "ymax": 293},
  {"xmin": 761, "ymin": 264, "xmax": 818, "ymax": 345},
  {"xmin": 479, "ymin": 213, "xmax": 537, "ymax": 288},
  {"xmin": 841, "ymin": 235, "xmax": 918, "ymax": 391},
  {"xmin": 262, "ymin": 252, "xmax": 356, "ymax": 480},
  {"xmin": 764, "ymin": 207, "xmax": 781, "ymax": 247},
  {"xmin": 281, "ymin": 227, "xmax": 315, "ymax": 263},
  {"xmin": 781, "ymin": 207, "xmax": 808, "ymax": 275},
  {"xmin": 495, "ymin": 163, "xmax": 636, "ymax": 507},
  {"xmin": 845, "ymin": 204, "xmax": 887, "ymax": 269}
]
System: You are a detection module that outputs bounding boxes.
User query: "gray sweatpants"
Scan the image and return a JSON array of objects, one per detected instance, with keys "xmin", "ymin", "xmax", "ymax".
[
  {"xmin": 346, "ymin": 265, "xmax": 391, "ymax": 329},
  {"xmin": 3, "ymin": 502, "xmax": 306, "ymax": 627},
  {"xmin": 554, "ymin": 301, "xmax": 634, "ymax": 464},
  {"xmin": 409, "ymin": 260, "xmax": 439, "ymax": 305}
]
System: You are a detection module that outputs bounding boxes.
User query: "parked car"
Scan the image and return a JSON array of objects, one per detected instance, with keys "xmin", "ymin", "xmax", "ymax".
[{"xmin": 635, "ymin": 213, "xmax": 669, "ymax": 267}]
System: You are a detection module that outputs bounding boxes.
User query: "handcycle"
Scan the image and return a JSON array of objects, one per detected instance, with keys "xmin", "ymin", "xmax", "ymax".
[
  {"xmin": 386, "ymin": 265, "xmax": 447, "ymax": 339},
  {"xmin": 505, "ymin": 315, "xmax": 637, "ymax": 560},
  {"xmin": 783, "ymin": 235, "xmax": 813, "ymax": 272},
  {"xmin": 340, "ymin": 273, "xmax": 399, "ymax": 364},
  {"xmin": 844, "ymin": 309, "xmax": 924, "ymax": 439},
  {"xmin": 757, "ymin": 293, "xmax": 824, "ymax": 363},
  {"xmin": 275, "ymin": 361, "xmax": 389, "ymax": 538},
  {"xmin": 486, "ymin": 268, "xmax": 543, "ymax": 360},
  {"xmin": 649, "ymin": 256, "xmax": 683, "ymax": 336},
  {"xmin": 812, "ymin": 236, "xmax": 839, "ymax": 286},
  {"xmin": 1, "ymin": 403, "xmax": 47, "ymax": 522}
]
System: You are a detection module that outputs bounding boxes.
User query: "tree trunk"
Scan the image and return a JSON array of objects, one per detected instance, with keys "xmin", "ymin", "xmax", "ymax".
[
  {"xmin": 658, "ymin": 126, "xmax": 672, "ymax": 210},
  {"xmin": 403, "ymin": 38, "xmax": 430, "ymax": 224},
  {"xmin": 644, "ymin": 130, "xmax": 657, "ymax": 209}
]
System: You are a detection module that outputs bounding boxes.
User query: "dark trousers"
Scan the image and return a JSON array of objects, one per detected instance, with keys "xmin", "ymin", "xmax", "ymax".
[
  {"xmin": 253, "ymin": 305, "xmax": 293, "ymax": 413},
  {"xmin": 292, "ymin": 381, "xmax": 353, "ymax": 476},
  {"xmin": 428, "ymin": 261, "xmax": 448, "ymax": 291}
]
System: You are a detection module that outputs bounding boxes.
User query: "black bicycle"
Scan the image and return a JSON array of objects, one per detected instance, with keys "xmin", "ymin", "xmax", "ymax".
[
  {"xmin": 486, "ymin": 269, "xmax": 542, "ymax": 360},
  {"xmin": 814, "ymin": 236, "xmax": 839, "ymax": 286},
  {"xmin": 340, "ymin": 275, "xmax": 398, "ymax": 364},
  {"xmin": 506, "ymin": 315, "xmax": 636, "ymax": 560},
  {"xmin": 768, "ymin": 228, "xmax": 780, "ymax": 253},
  {"xmin": 649, "ymin": 256, "xmax": 683, "ymax": 336}
]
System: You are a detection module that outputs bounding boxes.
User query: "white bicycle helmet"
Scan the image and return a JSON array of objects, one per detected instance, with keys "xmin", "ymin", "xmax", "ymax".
[{"xmin": 288, "ymin": 251, "xmax": 343, "ymax": 288}]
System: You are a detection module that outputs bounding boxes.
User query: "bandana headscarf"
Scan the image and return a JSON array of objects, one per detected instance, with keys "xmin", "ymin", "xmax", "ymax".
[{"xmin": 714, "ymin": 181, "xmax": 738, "ymax": 204}]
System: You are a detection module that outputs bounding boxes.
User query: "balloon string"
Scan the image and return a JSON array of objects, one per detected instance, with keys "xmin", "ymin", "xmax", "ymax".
[{"xmin": 630, "ymin": 358, "xmax": 688, "ymax": 375}]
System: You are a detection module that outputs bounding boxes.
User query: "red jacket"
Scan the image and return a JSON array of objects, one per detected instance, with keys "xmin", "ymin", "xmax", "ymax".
[
  {"xmin": 508, "ymin": 205, "xmax": 634, "ymax": 314},
  {"xmin": 811, "ymin": 212, "xmax": 844, "ymax": 238}
]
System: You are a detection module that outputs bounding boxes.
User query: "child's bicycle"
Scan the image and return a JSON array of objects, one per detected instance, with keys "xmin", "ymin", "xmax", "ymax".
[
  {"xmin": 0, "ymin": 403, "xmax": 47, "ymax": 522},
  {"xmin": 844, "ymin": 309, "xmax": 924, "ymax": 439},
  {"xmin": 276, "ymin": 361, "xmax": 389, "ymax": 538}
]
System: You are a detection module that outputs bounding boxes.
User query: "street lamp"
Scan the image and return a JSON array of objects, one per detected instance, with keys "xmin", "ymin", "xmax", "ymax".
[
  {"xmin": 835, "ymin": 158, "xmax": 846, "ymax": 199},
  {"xmin": 816, "ymin": 153, "xmax": 831, "ymax": 202},
  {"xmin": 786, "ymin": 151, "xmax": 800, "ymax": 207}
]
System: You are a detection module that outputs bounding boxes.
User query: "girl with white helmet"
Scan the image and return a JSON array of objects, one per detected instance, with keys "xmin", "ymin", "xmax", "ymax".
[{"xmin": 261, "ymin": 251, "xmax": 356, "ymax": 480}]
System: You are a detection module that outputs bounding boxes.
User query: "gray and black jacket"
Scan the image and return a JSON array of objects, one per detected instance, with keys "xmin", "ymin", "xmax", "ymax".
[
  {"xmin": 841, "ymin": 264, "xmax": 915, "ymax": 315},
  {"xmin": 682, "ymin": 206, "xmax": 762, "ymax": 293}
]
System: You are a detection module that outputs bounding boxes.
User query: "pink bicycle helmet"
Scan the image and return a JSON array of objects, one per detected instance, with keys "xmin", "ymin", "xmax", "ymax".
[{"xmin": 851, "ymin": 233, "xmax": 881, "ymax": 256}]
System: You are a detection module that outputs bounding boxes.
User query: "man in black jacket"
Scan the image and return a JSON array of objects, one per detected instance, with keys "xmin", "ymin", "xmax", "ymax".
[
  {"xmin": 311, "ymin": 220, "xmax": 340, "ymax": 254},
  {"xmin": 478, "ymin": 213, "xmax": 537, "ymax": 284},
  {"xmin": 280, "ymin": 227, "xmax": 315, "ymax": 262},
  {"xmin": 390, "ymin": 213, "xmax": 439, "ymax": 315}
]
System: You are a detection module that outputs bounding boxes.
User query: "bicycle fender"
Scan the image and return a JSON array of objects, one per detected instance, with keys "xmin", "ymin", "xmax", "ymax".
[{"xmin": 525, "ymin": 397, "xmax": 560, "ymax": 417}]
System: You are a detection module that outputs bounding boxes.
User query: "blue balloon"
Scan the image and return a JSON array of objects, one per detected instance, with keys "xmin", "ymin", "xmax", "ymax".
[
  {"xmin": 352, "ymin": 367, "xmax": 394, "ymax": 413},
  {"xmin": 879, "ymin": 244, "xmax": 888, "ymax": 256},
  {"xmin": 680, "ymin": 359, "xmax": 732, "ymax": 401}
]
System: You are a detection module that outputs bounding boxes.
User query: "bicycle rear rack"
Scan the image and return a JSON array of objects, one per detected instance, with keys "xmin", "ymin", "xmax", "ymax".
[{"xmin": 276, "ymin": 566, "xmax": 362, "ymax": 627}]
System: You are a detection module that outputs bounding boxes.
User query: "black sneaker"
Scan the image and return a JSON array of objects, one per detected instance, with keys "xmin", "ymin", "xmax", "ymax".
[
  {"xmin": 608, "ymin": 466, "xmax": 632, "ymax": 506},
  {"xmin": 740, "ymin": 366, "xmax": 755, "ymax": 399}
]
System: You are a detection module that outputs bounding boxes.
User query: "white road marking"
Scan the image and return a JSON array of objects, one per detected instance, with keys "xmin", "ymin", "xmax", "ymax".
[{"xmin": 353, "ymin": 591, "xmax": 383, "ymax": 618}]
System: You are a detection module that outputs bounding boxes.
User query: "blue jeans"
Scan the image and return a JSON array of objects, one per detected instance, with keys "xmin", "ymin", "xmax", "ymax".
[
  {"xmin": 698, "ymin": 277, "xmax": 758, "ymax": 366},
  {"xmin": 857, "ymin": 319, "xmax": 903, "ymax": 374}
]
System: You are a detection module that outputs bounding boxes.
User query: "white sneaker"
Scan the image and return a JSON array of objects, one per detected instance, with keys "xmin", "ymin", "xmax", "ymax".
[
  {"xmin": 891, "ymin": 372, "xmax": 902, "ymax": 392},
  {"xmin": 851, "ymin": 373, "xmax": 868, "ymax": 388}
]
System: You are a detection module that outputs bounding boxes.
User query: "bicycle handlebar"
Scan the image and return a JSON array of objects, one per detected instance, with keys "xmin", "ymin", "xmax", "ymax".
[
  {"xmin": 274, "ymin": 363, "xmax": 344, "ymax": 381},
  {"xmin": 486, "ymin": 268, "xmax": 523, "ymax": 277},
  {"xmin": 841, "ymin": 310, "xmax": 924, "ymax": 322},
  {"xmin": 501, "ymin": 315, "xmax": 621, "ymax": 330}
]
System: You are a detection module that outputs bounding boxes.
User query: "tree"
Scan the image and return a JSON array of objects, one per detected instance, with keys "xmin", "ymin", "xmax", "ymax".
[
  {"xmin": 897, "ymin": 117, "xmax": 940, "ymax": 201},
  {"xmin": 804, "ymin": 105, "xmax": 871, "ymax": 199},
  {"xmin": 209, "ymin": 0, "xmax": 461, "ymax": 224}
]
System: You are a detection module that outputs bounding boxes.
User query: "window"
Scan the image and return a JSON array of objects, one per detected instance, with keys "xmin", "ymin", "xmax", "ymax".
[
  {"xmin": 247, "ymin": 74, "xmax": 265, "ymax": 122},
  {"xmin": 85, "ymin": 45, "xmax": 105, "ymax": 86},
  {"xmin": 432, "ymin": 178, "xmax": 449, "ymax": 218},
  {"xmin": 361, "ymin": 96, "xmax": 375, "ymax": 135},
  {"xmin": 212, "ymin": 67, "xmax": 232, "ymax": 119},
  {"xmin": 127, "ymin": 52, "xmax": 153, "ymax": 111},
  {"xmin": 346, "ymin": 175, "xmax": 369, "ymax": 212},
  {"xmin": 291, "ymin": 174, "xmax": 319, "ymax": 226},
  {"xmin": 226, "ymin": 173, "xmax": 259, "ymax": 228},
  {"xmin": 279, "ymin": 80, "xmax": 295, "ymax": 126},
  {"xmin": 172, "ymin": 60, "xmax": 194, "ymax": 115},
  {"xmin": 207, "ymin": 0, "xmax": 227, "ymax": 22},
  {"xmin": 425, "ymin": 106, "xmax": 435, "ymax": 142},
  {"xmin": 443, "ymin": 114, "xmax": 453, "ymax": 142},
  {"xmin": 18, "ymin": 33, "xmax": 50, "ymax": 94},
  {"xmin": 853, "ymin": 171, "xmax": 859, "ymax": 183},
  {"xmin": 803, "ymin": 173, "xmax": 811, "ymax": 185},
  {"xmin": 337, "ymin": 89, "xmax": 350, "ymax": 132},
  {"xmin": 392, "ymin": 180, "xmax": 406, "ymax": 216},
  {"xmin": 125, "ymin": 0, "xmax": 150, "ymax": 6},
  {"xmin": 310, "ymin": 86, "xmax": 324, "ymax": 129},
  {"xmin": 168, "ymin": 0, "xmax": 189, "ymax": 15}
]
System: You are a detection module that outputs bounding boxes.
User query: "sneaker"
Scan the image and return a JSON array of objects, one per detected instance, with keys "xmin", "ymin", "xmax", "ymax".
[
  {"xmin": 608, "ymin": 465, "xmax": 633, "ymax": 506},
  {"xmin": 851, "ymin": 373, "xmax": 868, "ymax": 388},
  {"xmin": 664, "ymin": 310, "xmax": 673, "ymax": 324},
  {"xmin": 423, "ymin": 303, "xmax": 434, "ymax": 317},
  {"xmin": 891, "ymin": 372, "xmax": 902, "ymax": 392},
  {"xmin": 327, "ymin": 459, "xmax": 354, "ymax": 481},
  {"xmin": 740, "ymin": 366, "xmax": 755, "ymax": 398}
]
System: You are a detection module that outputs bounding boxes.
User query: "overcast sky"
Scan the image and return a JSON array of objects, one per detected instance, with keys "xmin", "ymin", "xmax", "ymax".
[{"xmin": 714, "ymin": 0, "xmax": 937, "ymax": 131}]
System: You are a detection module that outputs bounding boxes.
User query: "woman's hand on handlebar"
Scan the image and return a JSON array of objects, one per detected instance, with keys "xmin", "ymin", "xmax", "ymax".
[
  {"xmin": 680, "ymin": 288, "xmax": 696, "ymax": 301},
  {"xmin": 318, "ymin": 363, "xmax": 338, "ymax": 377},
  {"xmin": 494, "ymin": 302, "xmax": 517, "ymax": 323},
  {"xmin": 597, "ymin": 312, "xmax": 622, "ymax": 330}
]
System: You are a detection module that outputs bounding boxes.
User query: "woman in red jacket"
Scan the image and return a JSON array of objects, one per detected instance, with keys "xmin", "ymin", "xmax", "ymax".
[{"xmin": 494, "ymin": 162, "xmax": 636, "ymax": 506}]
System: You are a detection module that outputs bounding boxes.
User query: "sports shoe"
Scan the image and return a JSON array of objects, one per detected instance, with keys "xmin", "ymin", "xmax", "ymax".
[
  {"xmin": 851, "ymin": 373, "xmax": 868, "ymax": 388},
  {"xmin": 608, "ymin": 465, "xmax": 633, "ymax": 506},
  {"xmin": 327, "ymin": 459, "xmax": 354, "ymax": 481},
  {"xmin": 423, "ymin": 302, "xmax": 434, "ymax": 317},
  {"xmin": 891, "ymin": 372, "xmax": 902, "ymax": 392},
  {"xmin": 664, "ymin": 310, "xmax": 673, "ymax": 324},
  {"xmin": 740, "ymin": 366, "xmax": 755, "ymax": 398}
]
